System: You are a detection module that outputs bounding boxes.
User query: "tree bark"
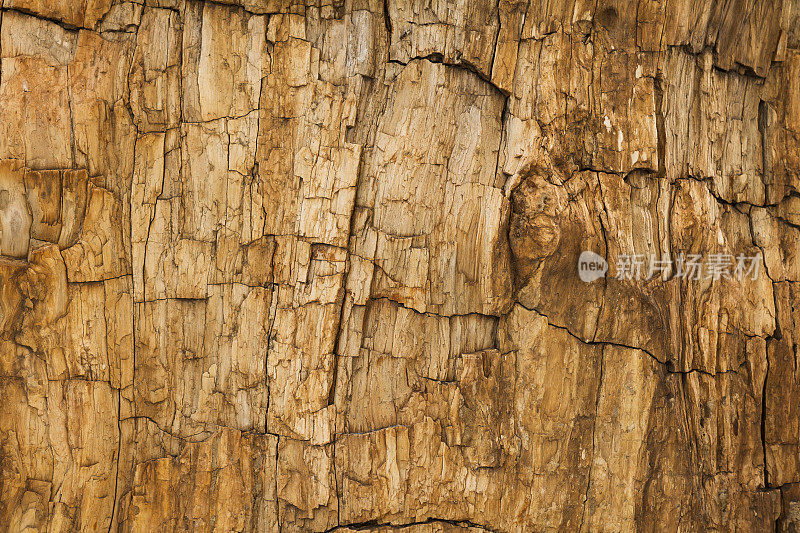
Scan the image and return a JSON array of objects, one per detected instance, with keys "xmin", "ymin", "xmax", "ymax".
[{"xmin": 0, "ymin": 0, "xmax": 799, "ymax": 531}]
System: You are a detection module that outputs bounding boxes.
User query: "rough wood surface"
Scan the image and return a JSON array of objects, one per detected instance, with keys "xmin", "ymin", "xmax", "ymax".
[{"xmin": 0, "ymin": 0, "xmax": 798, "ymax": 531}]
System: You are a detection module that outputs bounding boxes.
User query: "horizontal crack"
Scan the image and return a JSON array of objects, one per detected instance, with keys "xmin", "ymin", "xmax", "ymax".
[
  {"xmin": 515, "ymin": 302, "xmax": 745, "ymax": 378},
  {"xmin": 325, "ymin": 517, "xmax": 498, "ymax": 533},
  {"xmin": 387, "ymin": 54, "xmax": 509, "ymax": 97}
]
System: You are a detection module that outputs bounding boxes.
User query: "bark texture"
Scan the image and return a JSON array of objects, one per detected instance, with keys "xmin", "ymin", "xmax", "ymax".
[{"xmin": 0, "ymin": 0, "xmax": 799, "ymax": 531}]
